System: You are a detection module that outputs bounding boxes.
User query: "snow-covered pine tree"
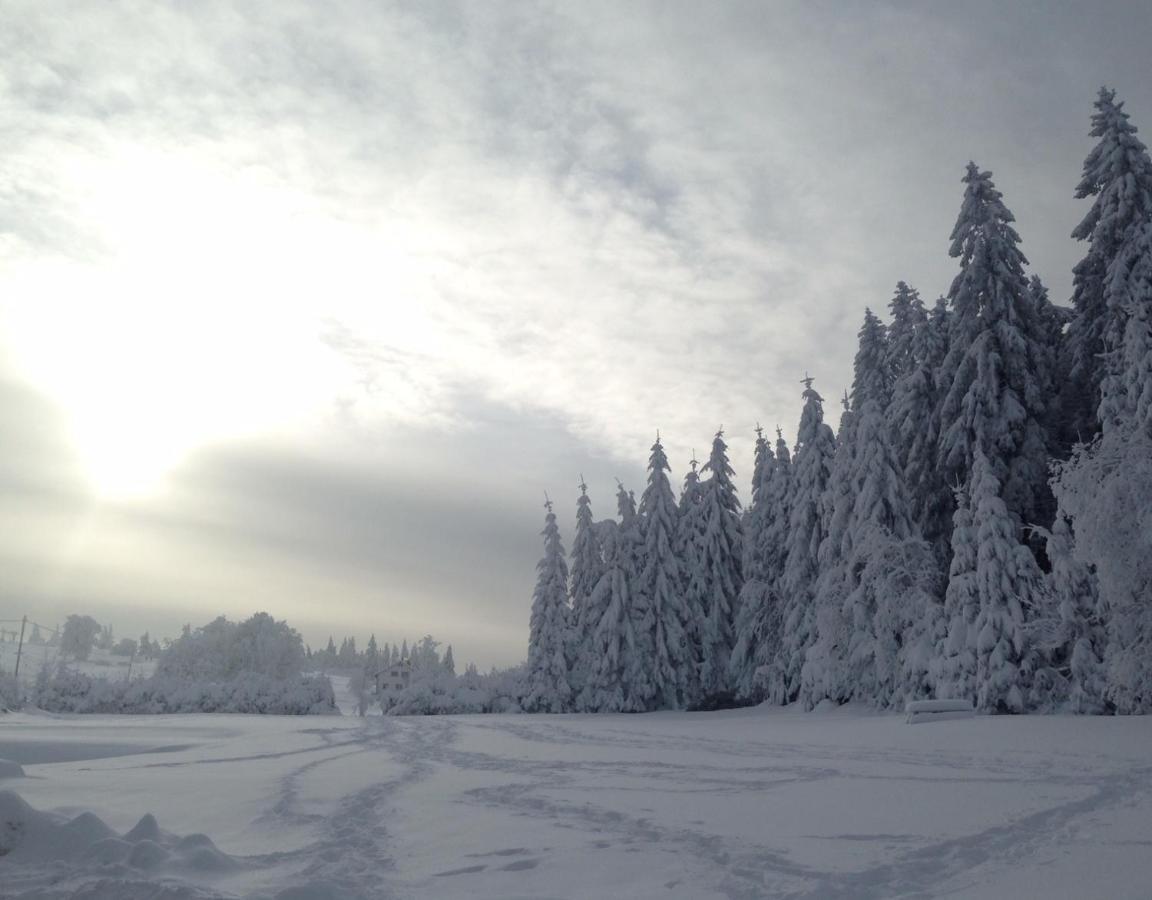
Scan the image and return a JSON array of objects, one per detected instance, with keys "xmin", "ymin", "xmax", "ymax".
[
  {"xmin": 841, "ymin": 316, "xmax": 920, "ymax": 707},
  {"xmin": 767, "ymin": 429, "xmax": 792, "ymax": 583},
  {"xmin": 1048, "ymin": 98, "xmax": 1152, "ymax": 713},
  {"xmin": 969, "ymin": 451, "xmax": 1046, "ymax": 713},
  {"xmin": 678, "ymin": 454, "xmax": 703, "ymax": 518},
  {"xmin": 730, "ymin": 428, "xmax": 793, "ymax": 702},
  {"xmin": 740, "ymin": 426, "xmax": 771, "ymax": 582},
  {"xmin": 443, "ymin": 644, "xmax": 456, "ymax": 677},
  {"xmin": 886, "ymin": 281, "xmax": 922, "ymax": 381},
  {"xmin": 1101, "ymin": 219, "xmax": 1152, "ymax": 435},
  {"xmin": 889, "ymin": 290, "xmax": 951, "ymax": 561},
  {"xmin": 934, "ymin": 485, "xmax": 979, "ymax": 702},
  {"xmin": 802, "ymin": 391, "xmax": 856, "ymax": 708},
  {"xmin": 579, "ymin": 521, "xmax": 625, "ymax": 712},
  {"xmin": 581, "ymin": 485, "xmax": 648, "ymax": 712},
  {"xmin": 400, "ymin": 638, "xmax": 409, "ymax": 661},
  {"xmin": 676, "ymin": 453, "xmax": 707, "ymax": 687},
  {"xmin": 821, "ymin": 391, "xmax": 858, "ymax": 575},
  {"xmin": 525, "ymin": 498, "xmax": 572, "ymax": 713},
  {"xmin": 730, "ymin": 427, "xmax": 778, "ymax": 701},
  {"xmin": 863, "ymin": 536, "xmax": 945, "ymax": 708},
  {"xmin": 1052, "ymin": 216, "xmax": 1152, "ymax": 713},
  {"xmin": 567, "ymin": 478, "xmax": 604, "ymax": 698},
  {"xmin": 1065, "ymin": 88, "xmax": 1152, "ymax": 440},
  {"xmin": 938, "ymin": 163, "xmax": 1053, "ymax": 533},
  {"xmin": 638, "ymin": 435, "xmax": 694, "ymax": 709},
  {"xmin": 771, "ymin": 378, "xmax": 836, "ymax": 704},
  {"xmin": 807, "ymin": 310, "xmax": 921, "ymax": 708},
  {"xmin": 1026, "ymin": 515, "xmax": 1107, "ymax": 712},
  {"xmin": 695, "ymin": 429, "xmax": 744, "ymax": 700},
  {"xmin": 746, "ymin": 426, "xmax": 771, "ymax": 536},
  {"xmin": 620, "ymin": 481, "xmax": 657, "ymax": 710},
  {"xmin": 365, "ymin": 634, "xmax": 379, "ymax": 671}
]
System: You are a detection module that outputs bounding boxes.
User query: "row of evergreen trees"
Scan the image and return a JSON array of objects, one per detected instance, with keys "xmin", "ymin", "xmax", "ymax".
[
  {"xmin": 525, "ymin": 87, "xmax": 1152, "ymax": 715},
  {"xmin": 309, "ymin": 633, "xmax": 456, "ymax": 676}
]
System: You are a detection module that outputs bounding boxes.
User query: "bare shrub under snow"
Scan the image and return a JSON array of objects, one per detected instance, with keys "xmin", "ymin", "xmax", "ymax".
[{"xmin": 30, "ymin": 612, "xmax": 336, "ymax": 715}]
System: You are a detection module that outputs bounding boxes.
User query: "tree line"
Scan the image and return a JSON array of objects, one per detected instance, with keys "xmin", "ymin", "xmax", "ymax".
[{"xmin": 525, "ymin": 87, "xmax": 1152, "ymax": 716}]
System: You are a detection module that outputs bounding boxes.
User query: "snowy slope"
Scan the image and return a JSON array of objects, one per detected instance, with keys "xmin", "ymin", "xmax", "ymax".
[
  {"xmin": 1, "ymin": 707, "xmax": 1150, "ymax": 899},
  {"xmin": 0, "ymin": 640, "xmax": 157, "ymax": 687}
]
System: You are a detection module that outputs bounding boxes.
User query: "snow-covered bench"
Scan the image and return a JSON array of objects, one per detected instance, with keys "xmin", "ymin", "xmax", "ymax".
[{"xmin": 904, "ymin": 699, "xmax": 975, "ymax": 724}]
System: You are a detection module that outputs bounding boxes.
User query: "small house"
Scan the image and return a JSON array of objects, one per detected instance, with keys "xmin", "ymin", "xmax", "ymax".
[{"xmin": 374, "ymin": 658, "xmax": 412, "ymax": 696}]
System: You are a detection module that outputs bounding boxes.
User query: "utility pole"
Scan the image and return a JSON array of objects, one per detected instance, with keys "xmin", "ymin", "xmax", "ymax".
[{"xmin": 14, "ymin": 616, "xmax": 27, "ymax": 682}]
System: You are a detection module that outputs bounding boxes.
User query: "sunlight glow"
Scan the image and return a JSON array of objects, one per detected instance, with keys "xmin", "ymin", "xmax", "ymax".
[{"xmin": 0, "ymin": 143, "xmax": 452, "ymax": 499}]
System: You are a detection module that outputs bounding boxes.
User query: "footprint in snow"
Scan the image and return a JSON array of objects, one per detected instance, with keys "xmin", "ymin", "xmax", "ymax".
[
  {"xmin": 465, "ymin": 847, "xmax": 532, "ymax": 858},
  {"xmin": 433, "ymin": 864, "xmax": 488, "ymax": 877},
  {"xmin": 499, "ymin": 858, "xmax": 540, "ymax": 872}
]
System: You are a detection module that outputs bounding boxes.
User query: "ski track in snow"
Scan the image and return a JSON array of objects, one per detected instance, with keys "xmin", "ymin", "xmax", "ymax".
[
  {"xmin": 381, "ymin": 716, "xmax": 1152, "ymax": 899},
  {"xmin": 1, "ymin": 710, "xmax": 1150, "ymax": 899}
]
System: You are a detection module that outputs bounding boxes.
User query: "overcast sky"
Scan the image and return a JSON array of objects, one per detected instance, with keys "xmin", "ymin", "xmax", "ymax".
[{"xmin": 2, "ymin": 0, "xmax": 1151, "ymax": 667}]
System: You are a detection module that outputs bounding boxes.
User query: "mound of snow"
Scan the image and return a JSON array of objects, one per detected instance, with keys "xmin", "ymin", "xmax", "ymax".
[
  {"xmin": 0, "ymin": 789, "xmax": 239, "ymax": 876},
  {"xmin": 0, "ymin": 758, "xmax": 24, "ymax": 778}
]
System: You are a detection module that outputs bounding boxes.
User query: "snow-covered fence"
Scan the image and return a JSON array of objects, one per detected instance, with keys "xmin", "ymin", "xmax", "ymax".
[{"xmin": 905, "ymin": 699, "xmax": 975, "ymax": 724}]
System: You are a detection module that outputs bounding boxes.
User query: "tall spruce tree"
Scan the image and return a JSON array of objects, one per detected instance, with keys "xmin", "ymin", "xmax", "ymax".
[
  {"xmin": 741, "ymin": 426, "xmax": 775, "ymax": 587},
  {"xmin": 694, "ymin": 430, "xmax": 744, "ymax": 699},
  {"xmin": 581, "ymin": 484, "xmax": 650, "ymax": 712},
  {"xmin": 806, "ymin": 310, "xmax": 918, "ymax": 707},
  {"xmin": 741, "ymin": 426, "xmax": 772, "ymax": 580},
  {"xmin": 771, "ymin": 379, "xmax": 836, "ymax": 704},
  {"xmin": 1051, "ymin": 94, "xmax": 1152, "ymax": 715},
  {"xmin": 1065, "ymin": 88, "xmax": 1152, "ymax": 440},
  {"xmin": 731, "ymin": 427, "xmax": 779, "ymax": 700},
  {"xmin": 938, "ymin": 163, "xmax": 1052, "ymax": 533},
  {"xmin": 568, "ymin": 478, "xmax": 604, "ymax": 697},
  {"xmin": 802, "ymin": 392, "xmax": 857, "ymax": 707},
  {"xmin": 767, "ymin": 429, "xmax": 793, "ymax": 585},
  {"xmin": 890, "ymin": 290, "xmax": 950, "ymax": 558},
  {"xmin": 526, "ymin": 498, "xmax": 572, "ymax": 713},
  {"xmin": 886, "ymin": 282, "xmax": 922, "ymax": 381},
  {"xmin": 638, "ymin": 435, "xmax": 694, "ymax": 708},
  {"xmin": 676, "ymin": 453, "xmax": 708, "ymax": 689},
  {"xmin": 1101, "ymin": 220, "xmax": 1152, "ymax": 434},
  {"xmin": 731, "ymin": 429, "xmax": 793, "ymax": 701},
  {"xmin": 620, "ymin": 480, "xmax": 658, "ymax": 711},
  {"xmin": 1053, "ymin": 216, "xmax": 1152, "ymax": 713},
  {"xmin": 841, "ymin": 316, "xmax": 917, "ymax": 706}
]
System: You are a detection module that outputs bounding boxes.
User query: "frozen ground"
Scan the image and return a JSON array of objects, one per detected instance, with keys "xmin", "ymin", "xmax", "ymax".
[{"xmin": 1, "ymin": 696, "xmax": 1150, "ymax": 899}]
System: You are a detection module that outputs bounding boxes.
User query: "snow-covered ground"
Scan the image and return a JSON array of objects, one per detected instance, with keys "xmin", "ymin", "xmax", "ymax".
[
  {"xmin": 0, "ymin": 639, "xmax": 158, "ymax": 687},
  {"xmin": 1, "ymin": 705, "xmax": 1150, "ymax": 899}
]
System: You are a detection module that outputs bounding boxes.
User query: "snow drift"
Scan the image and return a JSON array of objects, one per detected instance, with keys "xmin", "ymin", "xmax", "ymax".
[{"xmin": 0, "ymin": 789, "xmax": 240, "ymax": 897}]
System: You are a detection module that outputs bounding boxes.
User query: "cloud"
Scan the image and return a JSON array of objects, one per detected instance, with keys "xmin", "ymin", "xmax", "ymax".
[
  {"xmin": 1, "ymin": 0, "xmax": 1150, "ymax": 662},
  {"xmin": 0, "ymin": 371, "xmax": 643, "ymax": 666}
]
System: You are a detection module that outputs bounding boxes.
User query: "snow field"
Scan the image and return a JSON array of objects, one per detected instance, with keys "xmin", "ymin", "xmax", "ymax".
[{"xmin": 2, "ymin": 707, "xmax": 1151, "ymax": 899}]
